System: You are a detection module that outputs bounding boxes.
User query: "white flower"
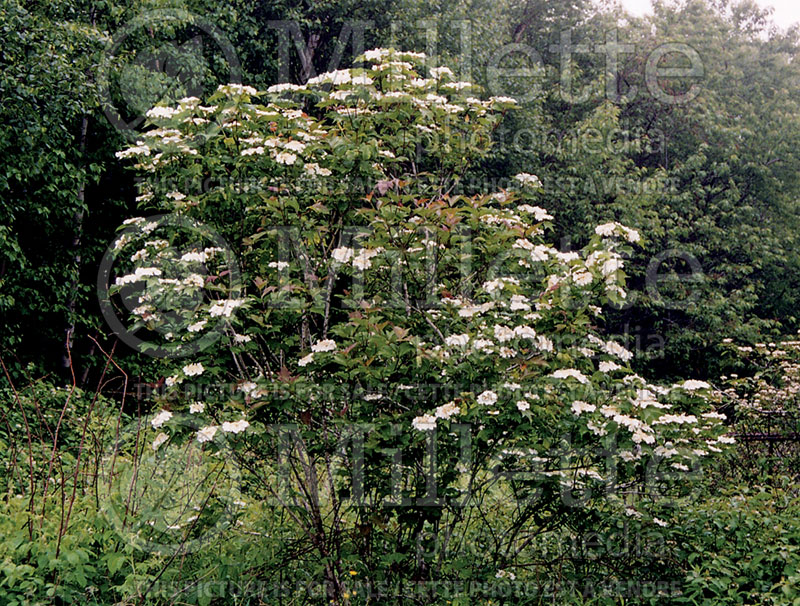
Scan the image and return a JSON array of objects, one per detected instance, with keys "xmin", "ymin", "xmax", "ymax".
[
  {"xmin": 573, "ymin": 272, "xmax": 593, "ymax": 286},
  {"xmin": 514, "ymin": 325, "xmax": 536, "ymax": 339},
  {"xmin": 602, "ymin": 257, "xmax": 624, "ymax": 276},
  {"xmin": 217, "ymin": 83, "xmax": 257, "ymax": 96},
  {"xmin": 435, "ymin": 401, "xmax": 460, "ymax": 420},
  {"xmin": 458, "ymin": 302, "xmax": 494, "ymax": 317},
  {"xmin": 165, "ymin": 375, "xmax": 182, "ymax": 387},
  {"xmin": 482, "ymin": 279, "xmax": 502, "ymax": 295},
  {"xmin": 655, "ymin": 445, "xmax": 679, "ymax": 458},
  {"xmin": 429, "ymin": 66, "xmax": 454, "ymax": 79},
  {"xmin": 442, "ymin": 81, "xmax": 473, "ymax": 90},
  {"xmin": 283, "ymin": 140, "xmax": 306, "ymax": 152},
  {"xmin": 189, "ymin": 402, "xmax": 205, "ymax": 414},
  {"xmin": 238, "ymin": 381, "xmax": 258, "ymax": 395},
  {"xmin": 595, "ymin": 222, "xmax": 618, "ymax": 236},
  {"xmin": 233, "ymin": 333, "xmax": 252, "ymax": 344},
  {"xmin": 181, "ymin": 251, "xmax": 207, "ymax": 263},
  {"xmin": 555, "ymin": 251, "xmax": 580, "ymax": 262},
  {"xmin": 513, "ymin": 173, "xmax": 542, "ymax": 188},
  {"xmin": 311, "ymin": 339, "xmax": 337, "ymax": 353},
  {"xmin": 516, "ymin": 400, "xmax": 530, "ymax": 412},
  {"xmin": 183, "ymin": 362, "xmax": 204, "ymax": 377},
  {"xmin": 443, "ymin": 103, "xmax": 464, "ymax": 113},
  {"xmin": 187, "ymin": 320, "xmax": 207, "ymax": 333},
  {"xmin": 531, "ymin": 245, "xmax": 553, "ymax": 262},
  {"xmin": 595, "ymin": 222, "xmax": 640, "ymax": 243},
  {"xmin": 151, "ymin": 410, "xmax": 172, "ymax": 429},
  {"xmin": 632, "ymin": 428, "xmax": 656, "ymax": 444},
  {"xmin": 268, "ymin": 261, "xmax": 290, "ymax": 271},
  {"xmin": 114, "ymin": 266, "xmax": 163, "ymax": 286},
  {"xmin": 678, "ymin": 379, "xmax": 711, "ymax": 391},
  {"xmin": 604, "ymin": 340, "xmax": 633, "ymax": 362},
  {"xmin": 509, "ymin": 294, "xmax": 531, "ymax": 311},
  {"xmin": 654, "ymin": 413, "xmax": 698, "ymax": 425},
  {"xmin": 551, "ymin": 369, "xmax": 589, "ymax": 384},
  {"xmin": 587, "ymin": 420, "xmax": 607, "ymax": 436},
  {"xmin": 184, "ymin": 273, "xmax": 205, "ymax": 288},
  {"xmin": 412, "ymin": 414, "xmax": 437, "ymax": 431},
  {"xmin": 599, "ymin": 360, "xmax": 622, "ymax": 372},
  {"xmin": 489, "ymin": 96, "xmax": 518, "ymax": 105},
  {"xmin": 152, "ymin": 432, "xmax": 169, "ymax": 450},
  {"xmin": 625, "ymin": 507, "xmax": 642, "ymax": 519},
  {"xmin": 116, "ymin": 145, "xmax": 150, "ymax": 158},
  {"xmin": 445, "ymin": 334, "xmax": 470, "ymax": 347},
  {"xmin": 298, "ymin": 353, "xmax": 314, "ymax": 367},
  {"xmin": 196, "ymin": 425, "xmax": 218, "ymax": 443},
  {"xmin": 624, "ymin": 227, "xmax": 641, "ymax": 242},
  {"xmin": 472, "ymin": 338, "xmax": 494, "ymax": 352},
  {"xmin": 146, "ymin": 106, "xmax": 180, "ymax": 119},
  {"xmin": 267, "ymin": 82, "xmax": 305, "ymax": 93},
  {"xmin": 513, "ymin": 238, "xmax": 534, "ymax": 251},
  {"xmin": 241, "ymin": 147, "xmax": 264, "ymax": 156},
  {"xmin": 274, "ymin": 151, "xmax": 297, "ymax": 165},
  {"xmin": 208, "ymin": 299, "xmax": 245, "ymax": 317},
  {"xmin": 477, "ymin": 390, "xmax": 498, "ymax": 406},
  {"xmin": 653, "ymin": 517, "xmax": 668, "ymax": 527},
  {"xmin": 132, "ymin": 305, "xmax": 151, "ymax": 316},
  {"xmin": 493, "ymin": 325, "xmax": 515, "ymax": 343},
  {"xmin": 353, "ymin": 248, "xmax": 380, "ymax": 270},
  {"xmin": 364, "ymin": 48, "xmax": 391, "ymax": 61},
  {"xmin": 332, "ymin": 247, "xmax": 354, "ymax": 263},
  {"xmin": 303, "ymin": 163, "xmax": 332, "ymax": 176},
  {"xmin": 351, "ymin": 74, "xmax": 374, "ymax": 85},
  {"xmin": 308, "ymin": 69, "xmax": 352, "ymax": 85},
  {"xmin": 222, "ymin": 419, "xmax": 250, "ymax": 434},
  {"xmin": 571, "ymin": 400, "xmax": 596, "ymax": 415},
  {"xmin": 632, "ymin": 389, "xmax": 667, "ymax": 410},
  {"xmin": 481, "ymin": 276, "xmax": 518, "ymax": 293},
  {"xmin": 536, "ymin": 336, "xmax": 554, "ymax": 352},
  {"xmin": 517, "ymin": 205, "xmax": 553, "ymax": 221}
]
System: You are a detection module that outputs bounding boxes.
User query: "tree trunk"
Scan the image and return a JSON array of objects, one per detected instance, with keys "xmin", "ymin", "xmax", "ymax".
[{"xmin": 62, "ymin": 114, "xmax": 89, "ymax": 372}]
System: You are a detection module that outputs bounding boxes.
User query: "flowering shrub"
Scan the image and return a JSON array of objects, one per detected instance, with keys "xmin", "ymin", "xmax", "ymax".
[
  {"xmin": 714, "ymin": 337, "xmax": 800, "ymax": 479},
  {"xmin": 112, "ymin": 49, "xmax": 733, "ymax": 599},
  {"xmin": 718, "ymin": 338, "xmax": 800, "ymax": 414}
]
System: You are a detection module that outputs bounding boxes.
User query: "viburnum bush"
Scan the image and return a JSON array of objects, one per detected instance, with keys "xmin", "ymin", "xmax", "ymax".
[{"xmin": 111, "ymin": 49, "xmax": 733, "ymax": 600}]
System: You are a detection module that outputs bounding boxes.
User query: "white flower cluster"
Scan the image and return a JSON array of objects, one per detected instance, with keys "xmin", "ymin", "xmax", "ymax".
[
  {"xmin": 217, "ymin": 83, "xmax": 258, "ymax": 96},
  {"xmin": 513, "ymin": 173, "xmax": 543, "ymax": 188},
  {"xmin": 331, "ymin": 246, "xmax": 384, "ymax": 271},
  {"xmin": 595, "ymin": 221, "xmax": 641, "ymax": 243}
]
